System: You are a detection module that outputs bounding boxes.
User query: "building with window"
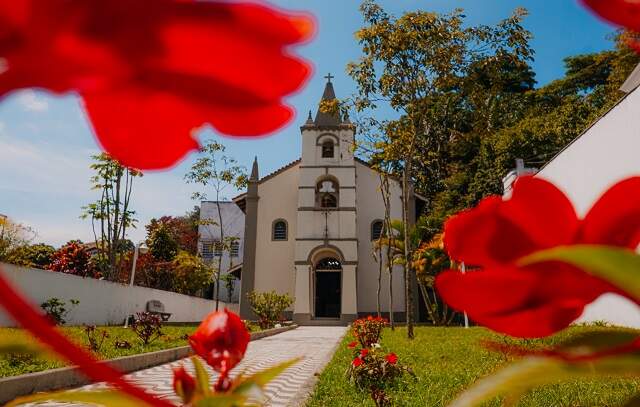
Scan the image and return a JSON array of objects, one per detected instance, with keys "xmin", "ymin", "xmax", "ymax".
[
  {"xmin": 198, "ymin": 201, "xmax": 245, "ymax": 303},
  {"xmin": 228, "ymin": 77, "xmax": 424, "ymax": 325}
]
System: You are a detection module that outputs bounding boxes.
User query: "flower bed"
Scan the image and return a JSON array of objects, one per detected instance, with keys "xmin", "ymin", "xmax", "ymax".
[{"xmin": 308, "ymin": 325, "xmax": 640, "ymax": 406}]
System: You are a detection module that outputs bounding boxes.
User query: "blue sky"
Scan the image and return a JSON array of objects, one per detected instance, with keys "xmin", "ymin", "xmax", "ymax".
[{"xmin": 0, "ymin": 0, "xmax": 617, "ymax": 247}]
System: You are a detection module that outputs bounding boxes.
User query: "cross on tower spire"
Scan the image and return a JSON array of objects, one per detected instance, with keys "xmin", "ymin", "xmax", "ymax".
[{"xmin": 324, "ymin": 73, "xmax": 334, "ymax": 83}]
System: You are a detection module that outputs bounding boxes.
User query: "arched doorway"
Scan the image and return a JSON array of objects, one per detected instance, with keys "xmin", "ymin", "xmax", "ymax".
[{"xmin": 314, "ymin": 257, "xmax": 342, "ymax": 318}]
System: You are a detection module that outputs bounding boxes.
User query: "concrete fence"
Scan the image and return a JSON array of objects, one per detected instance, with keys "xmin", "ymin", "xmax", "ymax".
[{"xmin": 0, "ymin": 263, "xmax": 237, "ymax": 327}]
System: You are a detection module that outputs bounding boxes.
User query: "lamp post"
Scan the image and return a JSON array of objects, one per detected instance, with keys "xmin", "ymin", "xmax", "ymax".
[
  {"xmin": 461, "ymin": 262, "xmax": 469, "ymax": 328},
  {"xmin": 124, "ymin": 241, "xmax": 145, "ymax": 328}
]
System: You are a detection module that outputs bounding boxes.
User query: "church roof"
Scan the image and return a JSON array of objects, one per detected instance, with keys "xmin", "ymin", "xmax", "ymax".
[
  {"xmin": 313, "ymin": 74, "xmax": 343, "ymax": 127},
  {"xmin": 232, "ymin": 156, "xmax": 426, "ymax": 213}
]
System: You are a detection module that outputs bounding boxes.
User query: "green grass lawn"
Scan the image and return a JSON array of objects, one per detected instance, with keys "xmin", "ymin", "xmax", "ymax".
[
  {"xmin": 0, "ymin": 324, "xmax": 199, "ymax": 378},
  {"xmin": 307, "ymin": 325, "xmax": 640, "ymax": 407},
  {"xmin": 1, "ymin": 320, "xmax": 265, "ymax": 378}
]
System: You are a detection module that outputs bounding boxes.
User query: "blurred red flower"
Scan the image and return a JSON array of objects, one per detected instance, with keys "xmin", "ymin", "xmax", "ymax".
[
  {"xmin": 348, "ymin": 341, "xmax": 357, "ymax": 349},
  {"xmin": 0, "ymin": 0, "xmax": 314, "ymax": 169},
  {"xmin": 360, "ymin": 348, "xmax": 369, "ymax": 358},
  {"xmin": 172, "ymin": 366, "xmax": 196, "ymax": 404},
  {"xmin": 385, "ymin": 353, "xmax": 398, "ymax": 365},
  {"xmin": 352, "ymin": 357, "xmax": 364, "ymax": 367},
  {"xmin": 580, "ymin": 0, "xmax": 640, "ymax": 51},
  {"xmin": 436, "ymin": 176, "xmax": 640, "ymax": 338},
  {"xmin": 189, "ymin": 308, "xmax": 250, "ymax": 391}
]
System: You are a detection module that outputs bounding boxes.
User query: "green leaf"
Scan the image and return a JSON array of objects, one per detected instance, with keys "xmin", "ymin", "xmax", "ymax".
[
  {"xmin": 520, "ymin": 245, "xmax": 640, "ymax": 300},
  {"xmin": 191, "ymin": 356, "xmax": 212, "ymax": 397},
  {"xmin": 6, "ymin": 390, "xmax": 142, "ymax": 407},
  {"xmin": 232, "ymin": 358, "xmax": 301, "ymax": 397},
  {"xmin": 447, "ymin": 353, "xmax": 640, "ymax": 407}
]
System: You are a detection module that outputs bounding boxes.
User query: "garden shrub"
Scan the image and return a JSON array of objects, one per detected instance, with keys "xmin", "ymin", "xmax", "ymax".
[
  {"xmin": 247, "ymin": 290, "xmax": 294, "ymax": 329},
  {"xmin": 346, "ymin": 345, "xmax": 413, "ymax": 407},
  {"xmin": 84, "ymin": 325, "xmax": 109, "ymax": 352},
  {"xmin": 147, "ymin": 222, "xmax": 179, "ymax": 261},
  {"xmin": 346, "ymin": 316, "xmax": 414, "ymax": 406},
  {"xmin": 5, "ymin": 243, "xmax": 55, "ymax": 269},
  {"xmin": 47, "ymin": 241, "xmax": 92, "ymax": 277},
  {"xmin": 352, "ymin": 316, "xmax": 387, "ymax": 347},
  {"xmin": 172, "ymin": 251, "xmax": 214, "ymax": 295},
  {"xmin": 130, "ymin": 312, "xmax": 164, "ymax": 345},
  {"xmin": 40, "ymin": 297, "xmax": 79, "ymax": 325}
]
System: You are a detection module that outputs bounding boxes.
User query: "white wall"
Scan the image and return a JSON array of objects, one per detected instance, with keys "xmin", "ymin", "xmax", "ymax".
[
  {"xmin": 0, "ymin": 263, "xmax": 237, "ymax": 327},
  {"xmin": 537, "ymin": 86, "xmax": 640, "ymax": 328},
  {"xmin": 355, "ymin": 162, "xmax": 406, "ymax": 313},
  {"xmin": 254, "ymin": 163, "xmax": 299, "ymax": 297}
]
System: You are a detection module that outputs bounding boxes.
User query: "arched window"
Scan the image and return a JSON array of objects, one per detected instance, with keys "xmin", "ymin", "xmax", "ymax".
[
  {"xmin": 272, "ymin": 220, "xmax": 288, "ymax": 241},
  {"xmin": 316, "ymin": 178, "xmax": 339, "ymax": 208},
  {"xmin": 371, "ymin": 220, "xmax": 384, "ymax": 241},
  {"xmin": 321, "ymin": 141, "xmax": 334, "ymax": 158}
]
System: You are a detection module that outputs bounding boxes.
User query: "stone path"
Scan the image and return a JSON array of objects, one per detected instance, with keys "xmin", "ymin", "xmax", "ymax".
[{"xmin": 25, "ymin": 326, "xmax": 347, "ymax": 407}]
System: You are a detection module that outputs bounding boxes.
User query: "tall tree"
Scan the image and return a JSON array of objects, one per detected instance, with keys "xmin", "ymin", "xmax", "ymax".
[
  {"xmin": 81, "ymin": 153, "xmax": 142, "ymax": 281},
  {"xmin": 348, "ymin": 1, "xmax": 533, "ymax": 338},
  {"xmin": 185, "ymin": 140, "xmax": 247, "ymax": 310}
]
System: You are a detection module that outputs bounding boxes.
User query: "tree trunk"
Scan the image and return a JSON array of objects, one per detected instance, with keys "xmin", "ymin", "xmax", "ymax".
[
  {"xmin": 376, "ymin": 247, "xmax": 382, "ymax": 318},
  {"xmin": 401, "ymin": 165, "xmax": 415, "ymax": 339},
  {"xmin": 215, "ymin": 197, "xmax": 224, "ymax": 311}
]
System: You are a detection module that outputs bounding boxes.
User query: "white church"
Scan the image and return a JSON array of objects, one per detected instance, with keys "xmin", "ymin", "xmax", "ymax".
[
  {"xmin": 200, "ymin": 63, "xmax": 640, "ymax": 328},
  {"xmin": 201, "ymin": 77, "xmax": 424, "ymax": 325}
]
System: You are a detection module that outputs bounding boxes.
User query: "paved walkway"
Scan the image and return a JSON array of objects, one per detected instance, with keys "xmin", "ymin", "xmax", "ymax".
[{"xmin": 27, "ymin": 326, "xmax": 347, "ymax": 407}]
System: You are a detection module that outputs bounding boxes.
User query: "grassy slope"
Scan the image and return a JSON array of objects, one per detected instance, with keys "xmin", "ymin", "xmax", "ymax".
[{"xmin": 307, "ymin": 326, "xmax": 640, "ymax": 407}]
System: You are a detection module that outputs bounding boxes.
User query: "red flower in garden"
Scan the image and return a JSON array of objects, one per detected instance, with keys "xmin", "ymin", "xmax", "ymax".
[
  {"xmin": 352, "ymin": 357, "xmax": 364, "ymax": 367},
  {"xmin": 360, "ymin": 348, "xmax": 369, "ymax": 358},
  {"xmin": 348, "ymin": 341, "xmax": 357, "ymax": 349},
  {"xmin": 0, "ymin": 0, "xmax": 314, "ymax": 169},
  {"xmin": 173, "ymin": 366, "xmax": 196, "ymax": 404},
  {"xmin": 385, "ymin": 353, "xmax": 398, "ymax": 365},
  {"xmin": 436, "ymin": 176, "xmax": 640, "ymax": 338},
  {"xmin": 189, "ymin": 308, "xmax": 250, "ymax": 391}
]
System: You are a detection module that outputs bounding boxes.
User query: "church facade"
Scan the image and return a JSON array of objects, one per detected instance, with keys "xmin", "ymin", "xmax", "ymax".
[{"xmin": 233, "ymin": 78, "xmax": 421, "ymax": 325}]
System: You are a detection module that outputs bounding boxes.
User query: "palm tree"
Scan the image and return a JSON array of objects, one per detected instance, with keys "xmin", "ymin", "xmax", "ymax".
[{"xmin": 412, "ymin": 234, "xmax": 457, "ymax": 326}]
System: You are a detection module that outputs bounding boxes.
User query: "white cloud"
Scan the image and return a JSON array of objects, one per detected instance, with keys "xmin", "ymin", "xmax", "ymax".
[{"xmin": 17, "ymin": 90, "xmax": 49, "ymax": 112}]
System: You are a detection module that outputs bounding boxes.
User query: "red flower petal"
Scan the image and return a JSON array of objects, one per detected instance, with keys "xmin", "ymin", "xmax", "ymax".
[
  {"xmin": 435, "ymin": 267, "xmax": 539, "ymax": 316},
  {"xmin": 0, "ymin": 0, "xmax": 314, "ymax": 169},
  {"xmin": 189, "ymin": 309, "xmax": 250, "ymax": 374},
  {"xmin": 470, "ymin": 299, "xmax": 585, "ymax": 338},
  {"xmin": 444, "ymin": 177, "xmax": 578, "ymax": 267},
  {"xmin": 173, "ymin": 366, "xmax": 196, "ymax": 404},
  {"xmin": 385, "ymin": 353, "xmax": 398, "ymax": 365},
  {"xmin": 436, "ymin": 262, "xmax": 617, "ymax": 338},
  {"xmin": 352, "ymin": 357, "xmax": 363, "ymax": 367},
  {"xmin": 83, "ymin": 87, "xmax": 294, "ymax": 169},
  {"xmin": 0, "ymin": 267, "xmax": 172, "ymax": 406},
  {"xmin": 580, "ymin": 0, "xmax": 640, "ymax": 32},
  {"xmin": 580, "ymin": 177, "xmax": 640, "ymax": 249}
]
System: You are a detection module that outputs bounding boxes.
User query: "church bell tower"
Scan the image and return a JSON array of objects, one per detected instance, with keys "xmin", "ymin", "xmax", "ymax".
[{"xmin": 293, "ymin": 75, "xmax": 359, "ymax": 324}]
